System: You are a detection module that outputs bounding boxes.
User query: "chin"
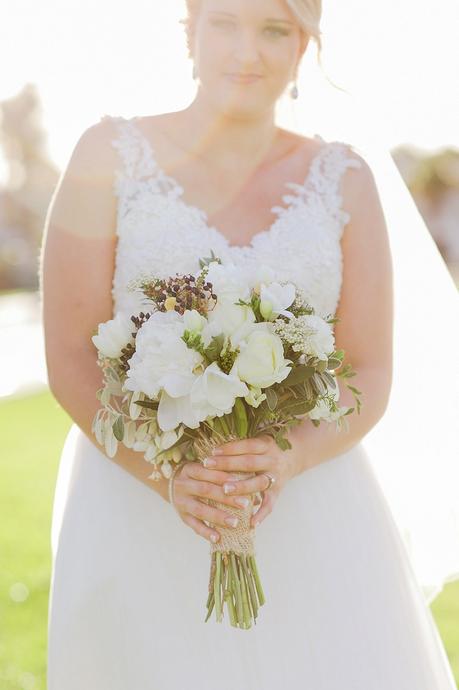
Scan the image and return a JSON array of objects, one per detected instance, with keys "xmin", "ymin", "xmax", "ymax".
[{"xmin": 212, "ymin": 93, "xmax": 273, "ymax": 120}]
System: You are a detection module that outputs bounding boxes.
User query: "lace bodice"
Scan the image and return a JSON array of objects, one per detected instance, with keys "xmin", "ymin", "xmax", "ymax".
[{"xmin": 106, "ymin": 115, "xmax": 362, "ymax": 318}]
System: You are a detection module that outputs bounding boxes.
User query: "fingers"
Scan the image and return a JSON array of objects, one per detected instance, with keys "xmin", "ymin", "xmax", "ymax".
[
  {"xmin": 211, "ymin": 436, "xmax": 271, "ymax": 457},
  {"xmin": 184, "ymin": 461, "xmax": 271, "ymax": 498},
  {"xmin": 173, "ymin": 463, "xmax": 256, "ymax": 545},
  {"xmin": 250, "ymin": 489, "xmax": 276, "ymax": 529},
  {"xmin": 180, "ymin": 513, "xmax": 221, "ymax": 544},
  {"xmin": 204, "ymin": 452, "xmax": 275, "ymax": 474}
]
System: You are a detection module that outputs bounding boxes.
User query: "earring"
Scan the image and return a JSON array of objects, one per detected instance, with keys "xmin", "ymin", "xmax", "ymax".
[
  {"xmin": 192, "ymin": 64, "xmax": 197, "ymax": 80},
  {"xmin": 290, "ymin": 81, "xmax": 299, "ymax": 100}
]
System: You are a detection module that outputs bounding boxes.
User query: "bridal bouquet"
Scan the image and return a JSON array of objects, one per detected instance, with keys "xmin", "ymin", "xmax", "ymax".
[{"xmin": 91, "ymin": 253, "xmax": 362, "ymax": 629}]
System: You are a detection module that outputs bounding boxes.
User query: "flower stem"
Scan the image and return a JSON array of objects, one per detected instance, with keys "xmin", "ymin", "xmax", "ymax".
[
  {"xmin": 241, "ymin": 554, "xmax": 259, "ymax": 623},
  {"xmin": 249, "ymin": 554, "xmax": 266, "ymax": 606},
  {"xmin": 214, "ymin": 552, "xmax": 222, "ymax": 622}
]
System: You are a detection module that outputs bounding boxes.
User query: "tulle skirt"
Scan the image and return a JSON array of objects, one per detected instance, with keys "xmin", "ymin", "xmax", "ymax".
[{"xmin": 47, "ymin": 424, "xmax": 457, "ymax": 689}]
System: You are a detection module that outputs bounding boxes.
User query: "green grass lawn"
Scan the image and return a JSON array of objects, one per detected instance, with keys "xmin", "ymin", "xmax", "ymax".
[{"xmin": 0, "ymin": 389, "xmax": 458, "ymax": 689}]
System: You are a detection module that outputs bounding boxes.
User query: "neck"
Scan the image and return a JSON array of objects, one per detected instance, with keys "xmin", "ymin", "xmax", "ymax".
[{"xmin": 180, "ymin": 90, "xmax": 279, "ymax": 170}]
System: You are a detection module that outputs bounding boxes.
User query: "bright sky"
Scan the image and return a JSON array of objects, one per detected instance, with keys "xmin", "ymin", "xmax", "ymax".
[{"xmin": 0, "ymin": 0, "xmax": 457, "ymax": 174}]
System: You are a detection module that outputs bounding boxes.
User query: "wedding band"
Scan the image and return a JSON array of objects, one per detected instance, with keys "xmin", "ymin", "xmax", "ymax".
[{"xmin": 260, "ymin": 472, "xmax": 276, "ymax": 491}]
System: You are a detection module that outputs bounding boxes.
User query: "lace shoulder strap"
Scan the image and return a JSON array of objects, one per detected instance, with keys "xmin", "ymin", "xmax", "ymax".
[
  {"xmin": 100, "ymin": 115, "xmax": 158, "ymax": 199},
  {"xmin": 309, "ymin": 138, "xmax": 363, "ymax": 226}
]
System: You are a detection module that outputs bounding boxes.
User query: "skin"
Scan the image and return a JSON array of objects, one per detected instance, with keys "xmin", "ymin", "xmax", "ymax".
[{"xmin": 41, "ymin": 0, "xmax": 393, "ymax": 545}]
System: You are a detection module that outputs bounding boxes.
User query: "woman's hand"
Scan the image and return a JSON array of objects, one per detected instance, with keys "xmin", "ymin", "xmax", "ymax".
[
  {"xmin": 202, "ymin": 434, "xmax": 296, "ymax": 529},
  {"xmin": 172, "ymin": 460, "xmax": 257, "ymax": 545}
]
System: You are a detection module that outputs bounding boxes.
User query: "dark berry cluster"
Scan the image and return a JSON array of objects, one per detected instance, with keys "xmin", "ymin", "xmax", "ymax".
[
  {"xmin": 118, "ymin": 312, "xmax": 151, "ymax": 374},
  {"xmin": 138, "ymin": 274, "xmax": 216, "ymax": 315}
]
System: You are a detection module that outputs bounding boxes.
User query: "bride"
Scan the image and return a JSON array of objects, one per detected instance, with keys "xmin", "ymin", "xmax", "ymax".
[{"xmin": 41, "ymin": 0, "xmax": 458, "ymax": 687}]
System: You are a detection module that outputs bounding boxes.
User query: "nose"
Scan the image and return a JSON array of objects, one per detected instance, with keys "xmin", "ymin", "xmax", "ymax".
[{"xmin": 232, "ymin": 27, "xmax": 261, "ymax": 65}]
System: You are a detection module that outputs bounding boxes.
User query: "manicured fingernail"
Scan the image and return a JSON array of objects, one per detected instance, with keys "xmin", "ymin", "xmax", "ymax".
[
  {"xmin": 225, "ymin": 516, "xmax": 239, "ymax": 528},
  {"xmin": 224, "ymin": 483, "xmax": 236, "ymax": 494},
  {"xmin": 212, "ymin": 448, "xmax": 224, "ymax": 455},
  {"xmin": 253, "ymin": 520, "xmax": 260, "ymax": 528},
  {"xmin": 203, "ymin": 457, "xmax": 216, "ymax": 468},
  {"xmin": 210, "ymin": 533, "xmax": 219, "ymax": 543},
  {"xmin": 235, "ymin": 497, "xmax": 249, "ymax": 508}
]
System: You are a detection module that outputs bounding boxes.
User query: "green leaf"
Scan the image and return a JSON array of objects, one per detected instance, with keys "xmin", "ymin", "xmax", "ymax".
[
  {"xmin": 134, "ymin": 399, "xmax": 159, "ymax": 410},
  {"xmin": 347, "ymin": 385, "xmax": 362, "ymax": 395},
  {"xmin": 265, "ymin": 388, "xmax": 278, "ymax": 411},
  {"xmin": 283, "ymin": 399, "xmax": 316, "ymax": 416},
  {"xmin": 204, "ymin": 334, "xmax": 225, "ymax": 362},
  {"xmin": 327, "ymin": 357, "xmax": 342, "ymax": 370},
  {"xmin": 275, "ymin": 436, "xmax": 292, "ymax": 451},
  {"xmin": 283, "ymin": 365, "xmax": 315, "ymax": 386},
  {"xmin": 234, "ymin": 398, "xmax": 248, "ymax": 438},
  {"xmin": 112, "ymin": 415, "xmax": 124, "ymax": 442}
]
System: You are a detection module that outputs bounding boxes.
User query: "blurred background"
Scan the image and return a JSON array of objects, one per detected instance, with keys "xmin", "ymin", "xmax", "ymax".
[{"xmin": 0, "ymin": 0, "xmax": 458, "ymax": 688}]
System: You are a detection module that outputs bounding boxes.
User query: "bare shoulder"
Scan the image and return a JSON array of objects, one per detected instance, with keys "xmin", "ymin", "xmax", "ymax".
[
  {"xmin": 46, "ymin": 115, "xmax": 122, "ymax": 241},
  {"xmin": 62, "ymin": 114, "xmax": 121, "ymax": 182},
  {"xmin": 336, "ymin": 144, "xmax": 381, "ymax": 221}
]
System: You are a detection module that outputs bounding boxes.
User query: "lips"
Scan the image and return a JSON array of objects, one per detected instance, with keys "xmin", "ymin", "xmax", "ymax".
[{"xmin": 225, "ymin": 73, "xmax": 262, "ymax": 83}]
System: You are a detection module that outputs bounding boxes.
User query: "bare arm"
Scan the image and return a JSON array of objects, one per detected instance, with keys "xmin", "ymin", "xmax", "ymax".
[
  {"xmin": 288, "ymin": 150, "xmax": 394, "ymax": 477},
  {"xmin": 40, "ymin": 118, "xmax": 248, "ymax": 544},
  {"xmin": 40, "ymin": 118, "xmax": 172, "ymax": 502}
]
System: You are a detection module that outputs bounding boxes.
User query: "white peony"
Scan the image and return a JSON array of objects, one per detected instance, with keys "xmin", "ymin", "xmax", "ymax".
[
  {"xmin": 233, "ymin": 325, "xmax": 292, "ymax": 388},
  {"xmin": 124, "ymin": 310, "xmax": 202, "ymax": 399},
  {"xmin": 92, "ymin": 312, "xmax": 135, "ymax": 359},
  {"xmin": 259, "ymin": 281, "xmax": 296, "ymax": 321},
  {"xmin": 301, "ymin": 314, "xmax": 335, "ymax": 360}
]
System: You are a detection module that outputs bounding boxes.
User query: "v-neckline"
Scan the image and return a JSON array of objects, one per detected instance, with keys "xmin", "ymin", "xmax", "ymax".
[{"xmin": 128, "ymin": 116, "xmax": 330, "ymax": 251}]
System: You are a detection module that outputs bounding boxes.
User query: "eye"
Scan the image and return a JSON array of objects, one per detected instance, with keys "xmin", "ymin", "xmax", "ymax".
[
  {"xmin": 209, "ymin": 18, "xmax": 236, "ymax": 30},
  {"xmin": 263, "ymin": 26, "xmax": 290, "ymax": 38}
]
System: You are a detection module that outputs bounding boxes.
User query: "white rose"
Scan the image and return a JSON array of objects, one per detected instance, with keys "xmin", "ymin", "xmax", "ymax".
[
  {"xmin": 301, "ymin": 314, "xmax": 335, "ymax": 360},
  {"xmin": 124, "ymin": 310, "xmax": 202, "ymax": 399},
  {"xmin": 92, "ymin": 312, "xmax": 134, "ymax": 359},
  {"xmin": 190, "ymin": 361, "xmax": 249, "ymax": 415},
  {"xmin": 233, "ymin": 327, "xmax": 292, "ymax": 388}
]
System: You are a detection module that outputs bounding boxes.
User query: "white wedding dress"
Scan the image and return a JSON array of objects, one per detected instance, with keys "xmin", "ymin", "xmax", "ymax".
[{"xmin": 47, "ymin": 115, "xmax": 457, "ymax": 689}]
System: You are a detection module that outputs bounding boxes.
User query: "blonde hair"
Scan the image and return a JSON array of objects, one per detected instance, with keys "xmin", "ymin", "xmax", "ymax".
[{"xmin": 180, "ymin": 0, "xmax": 323, "ymax": 61}]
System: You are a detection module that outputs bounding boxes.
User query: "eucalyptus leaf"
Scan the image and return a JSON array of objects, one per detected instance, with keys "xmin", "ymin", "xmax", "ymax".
[
  {"xmin": 134, "ymin": 399, "xmax": 159, "ymax": 410},
  {"xmin": 283, "ymin": 365, "xmax": 315, "ymax": 386},
  {"xmin": 265, "ymin": 388, "xmax": 278, "ymax": 412},
  {"xmin": 112, "ymin": 415, "xmax": 124, "ymax": 442},
  {"xmin": 312, "ymin": 373, "xmax": 328, "ymax": 396},
  {"xmin": 322, "ymin": 370, "xmax": 337, "ymax": 388},
  {"xmin": 327, "ymin": 358, "xmax": 342, "ymax": 370},
  {"xmin": 284, "ymin": 400, "xmax": 316, "ymax": 416}
]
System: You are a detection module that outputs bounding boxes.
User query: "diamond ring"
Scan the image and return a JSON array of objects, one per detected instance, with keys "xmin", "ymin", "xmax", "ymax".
[{"xmin": 260, "ymin": 472, "xmax": 276, "ymax": 491}]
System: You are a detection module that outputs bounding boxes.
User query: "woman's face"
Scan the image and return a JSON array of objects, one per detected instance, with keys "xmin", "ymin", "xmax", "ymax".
[{"xmin": 192, "ymin": 0, "xmax": 309, "ymax": 118}]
